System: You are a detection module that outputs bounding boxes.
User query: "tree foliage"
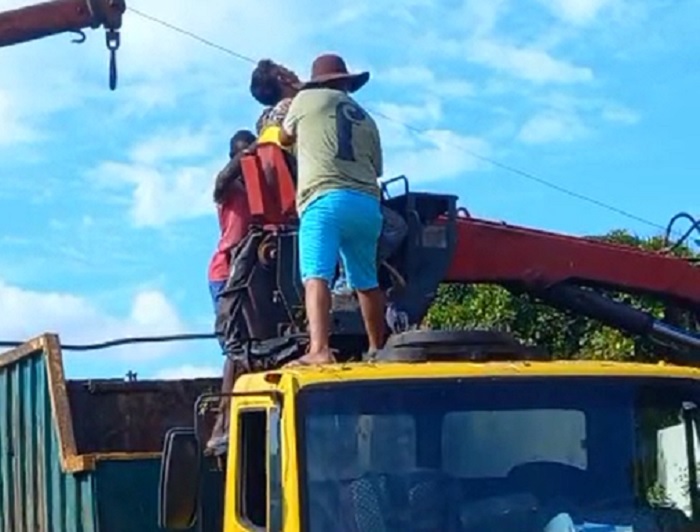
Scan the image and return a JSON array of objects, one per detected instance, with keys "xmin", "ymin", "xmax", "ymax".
[{"xmin": 425, "ymin": 230, "xmax": 699, "ymax": 361}]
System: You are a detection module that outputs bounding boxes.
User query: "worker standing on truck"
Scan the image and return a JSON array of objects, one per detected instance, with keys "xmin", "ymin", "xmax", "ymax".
[
  {"xmin": 206, "ymin": 129, "xmax": 258, "ymax": 455},
  {"xmin": 280, "ymin": 53, "xmax": 386, "ymax": 364},
  {"xmin": 208, "ymin": 130, "xmax": 257, "ymax": 319}
]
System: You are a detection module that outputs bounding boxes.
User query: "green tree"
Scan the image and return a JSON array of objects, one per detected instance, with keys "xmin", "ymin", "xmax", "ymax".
[{"xmin": 425, "ymin": 229, "xmax": 699, "ymax": 361}]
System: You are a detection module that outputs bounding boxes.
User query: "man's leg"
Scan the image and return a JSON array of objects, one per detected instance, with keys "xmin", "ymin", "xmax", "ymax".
[
  {"xmin": 338, "ymin": 191, "xmax": 386, "ymax": 351},
  {"xmin": 304, "ymin": 279, "xmax": 333, "ymax": 359},
  {"xmin": 356, "ymin": 289, "xmax": 386, "ymax": 351},
  {"xmin": 206, "ymin": 279, "xmax": 228, "ymax": 453},
  {"xmin": 296, "ymin": 194, "xmax": 340, "ymax": 363}
]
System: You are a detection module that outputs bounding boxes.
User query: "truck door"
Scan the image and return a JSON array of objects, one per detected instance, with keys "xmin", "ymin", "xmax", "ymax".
[{"xmin": 224, "ymin": 394, "xmax": 283, "ymax": 532}]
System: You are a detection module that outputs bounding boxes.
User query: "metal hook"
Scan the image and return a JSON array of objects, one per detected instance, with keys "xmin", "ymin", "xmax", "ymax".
[
  {"xmin": 70, "ymin": 30, "xmax": 87, "ymax": 44},
  {"xmin": 105, "ymin": 29, "xmax": 121, "ymax": 91}
]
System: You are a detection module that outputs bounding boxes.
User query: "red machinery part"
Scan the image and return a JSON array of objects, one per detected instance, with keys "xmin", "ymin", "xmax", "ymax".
[
  {"xmin": 240, "ymin": 143, "xmax": 297, "ymax": 227},
  {"xmin": 445, "ymin": 216, "xmax": 700, "ymax": 308}
]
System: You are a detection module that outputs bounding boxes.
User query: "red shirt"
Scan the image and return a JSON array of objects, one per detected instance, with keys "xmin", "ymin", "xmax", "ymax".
[{"xmin": 207, "ymin": 186, "xmax": 251, "ymax": 281}]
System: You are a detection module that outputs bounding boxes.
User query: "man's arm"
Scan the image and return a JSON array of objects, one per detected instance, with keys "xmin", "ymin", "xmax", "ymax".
[
  {"xmin": 213, "ymin": 150, "xmax": 248, "ymax": 203},
  {"xmin": 278, "ymin": 127, "xmax": 295, "ymax": 147},
  {"xmin": 280, "ymin": 94, "xmax": 303, "ymax": 147}
]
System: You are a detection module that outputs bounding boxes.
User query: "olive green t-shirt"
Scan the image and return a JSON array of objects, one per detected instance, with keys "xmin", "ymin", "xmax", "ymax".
[{"xmin": 282, "ymin": 87, "xmax": 383, "ymax": 213}]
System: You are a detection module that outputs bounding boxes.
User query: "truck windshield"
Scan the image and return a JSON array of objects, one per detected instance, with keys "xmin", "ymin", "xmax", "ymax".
[{"xmin": 296, "ymin": 376, "xmax": 700, "ymax": 532}]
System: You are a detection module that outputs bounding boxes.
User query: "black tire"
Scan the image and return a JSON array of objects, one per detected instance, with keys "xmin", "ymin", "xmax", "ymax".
[
  {"xmin": 379, "ymin": 329, "xmax": 533, "ymax": 362},
  {"xmin": 384, "ymin": 329, "xmax": 520, "ymax": 349}
]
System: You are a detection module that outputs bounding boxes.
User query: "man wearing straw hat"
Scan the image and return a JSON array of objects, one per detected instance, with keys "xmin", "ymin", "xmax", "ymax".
[{"xmin": 280, "ymin": 53, "xmax": 385, "ymax": 364}]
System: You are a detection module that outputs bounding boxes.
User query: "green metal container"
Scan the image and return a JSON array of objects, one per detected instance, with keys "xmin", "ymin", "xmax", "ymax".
[{"xmin": 0, "ymin": 334, "xmax": 222, "ymax": 532}]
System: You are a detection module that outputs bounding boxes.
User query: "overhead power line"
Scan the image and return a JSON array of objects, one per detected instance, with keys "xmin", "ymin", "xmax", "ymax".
[
  {"xmin": 126, "ymin": 7, "xmax": 669, "ymax": 233},
  {"xmin": 0, "ymin": 333, "xmax": 216, "ymax": 351},
  {"xmin": 128, "ymin": 7, "xmax": 257, "ymax": 64}
]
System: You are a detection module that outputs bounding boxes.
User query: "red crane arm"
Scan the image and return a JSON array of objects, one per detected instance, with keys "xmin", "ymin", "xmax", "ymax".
[
  {"xmin": 0, "ymin": 0, "xmax": 124, "ymax": 47},
  {"xmin": 444, "ymin": 216, "xmax": 700, "ymax": 308}
]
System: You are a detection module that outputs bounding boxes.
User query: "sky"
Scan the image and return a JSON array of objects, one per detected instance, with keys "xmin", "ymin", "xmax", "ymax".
[{"xmin": 0, "ymin": 0, "xmax": 698, "ymax": 380}]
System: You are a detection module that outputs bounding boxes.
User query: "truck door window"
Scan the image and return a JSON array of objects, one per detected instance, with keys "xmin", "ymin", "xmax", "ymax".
[
  {"xmin": 238, "ymin": 409, "xmax": 267, "ymax": 529},
  {"xmin": 645, "ymin": 400, "xmax": 700, "ymax": 521},
  {"xmin": 268, "ymin": 406, "xmax": 283, "ymax": 532}
]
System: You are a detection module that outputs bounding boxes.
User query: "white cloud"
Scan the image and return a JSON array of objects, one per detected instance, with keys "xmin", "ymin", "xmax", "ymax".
[
  {"xmin": 0, "ymin": 279, "xmax": 187, "ymax": 361},
  {"xmin": 518, "ymin": 110, "xmax": 589, "ymax": 144},
  {"xmin": 94, "ymin": 160, "xmax": 217, "ymax": 227},
  {"xmin": 516, "ymin": 92, "xmax": 640, "ymax": 144},
  {"xmin": 384, "ymin": 129, "xmax": 492, "ymax": 183},
  {"xmin": 381, "ymin": 66, "xmax": 477, "ymax": 98},
  {"xmin": 456, "ymin": 0, "xmax": 509, "ymax": 38},
  {"xmin": 468, "ymin": 39, "xmax": 593, "ymax": 84},
  {"xmin": 155, "ymin": 364, "xmax": 220, "ymax": 380},
  {"xmin": 90, "ymin": 127, "xmax": 224, "ymax": 227},
  {"xmin": 382, "ymin": 66, "xmax": 435, "ymax": 85},
  {"xmin": 0, "ymin": 90, "xmax": 37, "ymax": 146},
  {"xmin": 601, "ymin": 103, "xmax": 640, "ymax": 125},
  {"xmin": 374, "ymin": 99, "xmax": 443, "ymax": 126},
  {"xmin": 539, "ymin": 0, "xmax": 617, "ymax": 25},
  {"xmin": 130, "ymin": 127, "xmax": 215, "ymax": 165},
  {"xmin": 412, "ymin": 2, "xmax": 595, "ymax": 87}
]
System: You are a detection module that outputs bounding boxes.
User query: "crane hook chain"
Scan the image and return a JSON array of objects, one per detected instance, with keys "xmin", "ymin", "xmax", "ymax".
[{"xmin": 105, "ymin": 29, "xmax": 120, "ymax": 91}]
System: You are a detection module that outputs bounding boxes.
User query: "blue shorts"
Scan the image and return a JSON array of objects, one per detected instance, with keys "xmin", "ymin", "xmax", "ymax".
[
  {"xmin": 299, "ymin": 189, "xmax": 382, "ymax": 291},
  {"xmin": 208, "ymin": 280, "xmax": 226, "ymax": 313}
]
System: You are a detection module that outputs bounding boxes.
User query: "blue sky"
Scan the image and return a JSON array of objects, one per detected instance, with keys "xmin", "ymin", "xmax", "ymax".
[{"xmin": 0, "ymin": 0, "xmax": 698, "ymax": 379}]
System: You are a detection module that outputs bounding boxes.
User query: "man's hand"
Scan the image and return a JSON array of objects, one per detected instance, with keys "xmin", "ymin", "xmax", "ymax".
[
  {"xmin": 279, "ymin": 128, "xmax": 295, "ymax": 147},
  {"xmin": 213, "ymin": 142, "xmax": 260, "ymax": 203},
  {"xmin": 242, "ymin": 140, "xmax": 258, "ymax": 155},
  {"xmin": 213, "ymin": 154, "xmax": 243, "ymax": 203}
]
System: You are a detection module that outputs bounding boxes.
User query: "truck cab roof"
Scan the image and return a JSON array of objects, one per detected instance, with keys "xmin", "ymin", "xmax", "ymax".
[{"xmin": 233, "ymin": 359, "xmax": 700, "ymax": 393}]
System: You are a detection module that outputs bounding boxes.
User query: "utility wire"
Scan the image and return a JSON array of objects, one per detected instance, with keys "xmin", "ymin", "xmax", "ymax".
[
  {"xmin": 126, "ymin": 7, "xmax": 668, "ymax": 231},
  {"xmin": 373, "ymin": 117, "xmax": 666, "ymax": 231},
  {"xmin": 127, "ymin": 7, "xmax": 257, "ymax": 64},
  {"xmin": 0, "ymin": 333, "xmax": 216, "ymax": 351}
]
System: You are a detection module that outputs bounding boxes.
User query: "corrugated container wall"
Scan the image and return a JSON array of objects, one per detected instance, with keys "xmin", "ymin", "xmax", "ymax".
[
  {"xmin": 0, "ymin": 334, "xmax": 222, "ymax": 532},
  {"xmin": 0, "ymin": 341, "xmax": 96, "ymax": 531}
]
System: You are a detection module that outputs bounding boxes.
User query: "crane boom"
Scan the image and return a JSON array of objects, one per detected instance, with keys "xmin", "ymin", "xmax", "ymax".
[
  {"xmin": 0, "ymin": 0, "xmax": 124, "ymax": 47},
  {"xmin": 445, "ymin": 215, "xmax": 700, "ymax": 310}
]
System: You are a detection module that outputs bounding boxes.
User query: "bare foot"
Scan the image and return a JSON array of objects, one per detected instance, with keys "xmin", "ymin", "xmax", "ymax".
[
  {"xmin": 204, "ymin": 434, "xmax": 228, "ymax": 457},
  {"xmin": 285, "ymin": 348, "xmax": 336, "ymax": 367}
]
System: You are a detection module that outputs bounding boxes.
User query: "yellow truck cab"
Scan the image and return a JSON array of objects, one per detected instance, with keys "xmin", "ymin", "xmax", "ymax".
[{"xmin": 159, "ymin": 331, "xmax": 700, "ymax": 532}]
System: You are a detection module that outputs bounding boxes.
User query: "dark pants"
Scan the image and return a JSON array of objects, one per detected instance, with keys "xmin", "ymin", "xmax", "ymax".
[{"xmin": 207, "ymin": 233, "xmax": 263, "ymax": 448}]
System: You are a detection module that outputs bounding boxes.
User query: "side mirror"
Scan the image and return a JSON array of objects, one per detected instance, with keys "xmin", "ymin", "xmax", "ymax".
[{"xmin": 158, "ymin": 427, "xmax": 201, "ymax": 530}]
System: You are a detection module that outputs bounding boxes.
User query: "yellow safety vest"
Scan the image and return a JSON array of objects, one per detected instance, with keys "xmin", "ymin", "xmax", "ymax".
[{"xmin": 257, "ymin": 125, "xmax": 294, "ymax": 154}]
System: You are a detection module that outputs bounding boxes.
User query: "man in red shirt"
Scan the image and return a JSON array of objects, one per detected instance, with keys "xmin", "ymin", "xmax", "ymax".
[
  {"xmin": 207, "ymin": 130, "xmax": 257, "ymax": 318},
  {"xmin": 205, "ymin": 129, "xmax": 257, "ymax": 455}
]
